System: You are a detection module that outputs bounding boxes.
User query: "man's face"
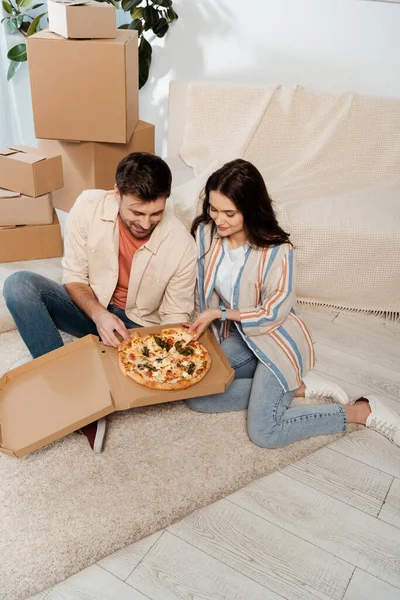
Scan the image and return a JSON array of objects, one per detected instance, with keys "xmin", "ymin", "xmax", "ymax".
[{"xmin": 116, "ymin": 186, "xmax": 167, "ymax": 239}]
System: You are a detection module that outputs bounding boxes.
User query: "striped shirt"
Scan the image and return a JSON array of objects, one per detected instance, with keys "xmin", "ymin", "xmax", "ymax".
[{"xmin": 196, "ymin": 222, "xmax": 316, "ymax": 392}]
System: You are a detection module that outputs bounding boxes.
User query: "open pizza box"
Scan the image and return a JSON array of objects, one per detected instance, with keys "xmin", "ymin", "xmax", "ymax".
[{"xmin": 0, "ymin": 324, "xmax": 234, "ymax": 458}]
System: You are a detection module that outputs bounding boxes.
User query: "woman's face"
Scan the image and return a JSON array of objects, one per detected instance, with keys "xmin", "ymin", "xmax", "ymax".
[{"xmin": 208, "ymin": 190, "xmax": 244, "ymax": 238}]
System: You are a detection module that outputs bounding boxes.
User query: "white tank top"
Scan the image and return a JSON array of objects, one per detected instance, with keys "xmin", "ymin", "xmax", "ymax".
[{"xmin": 214, "ymin": 238, "xmax": 247, "ymax": 307}]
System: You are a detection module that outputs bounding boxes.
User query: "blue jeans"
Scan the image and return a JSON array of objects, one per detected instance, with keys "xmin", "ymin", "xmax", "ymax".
[
  {"xmin": 187, "ymin": 327, "xmax": 347, "ymax": 448},
  {"xmin": 3, "ymin": 271, "xmax": 140, "ymax": 358}
]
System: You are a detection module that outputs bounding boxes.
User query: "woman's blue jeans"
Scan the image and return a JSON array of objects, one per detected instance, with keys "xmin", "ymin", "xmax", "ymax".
[{"xmin": 187, "ymin": 327, "xmax": 346, "ymax": 448}]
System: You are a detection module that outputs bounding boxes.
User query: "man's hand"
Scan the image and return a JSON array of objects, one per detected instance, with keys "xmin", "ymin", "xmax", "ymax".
[
  {"xmin": 93, "ymin": 311, "xmax": 130, "ymax": 348},
  {"xmin": 184, "ymin": 308, "xmax": 221, "ymax": 341}
]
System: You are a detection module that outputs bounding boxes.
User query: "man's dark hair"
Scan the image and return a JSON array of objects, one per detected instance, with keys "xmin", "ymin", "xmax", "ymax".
[{"xmin": 115, "ymin": 152, "xmax": 172, "ymax": 200}]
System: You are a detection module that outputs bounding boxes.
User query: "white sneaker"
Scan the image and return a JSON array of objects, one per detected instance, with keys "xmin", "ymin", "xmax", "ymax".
[
  {"xmin": 303, "ymin": 374, "xmax": 349, "ymax": 405},
  {"xmin": 365, "ymin": 395, "xmax": 400, "ymax": 447}
]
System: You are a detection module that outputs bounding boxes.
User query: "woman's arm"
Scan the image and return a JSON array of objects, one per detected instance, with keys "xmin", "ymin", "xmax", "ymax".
[{"xmin": 187, "ymin": 307, "xmax": 241, "ymax": 340}]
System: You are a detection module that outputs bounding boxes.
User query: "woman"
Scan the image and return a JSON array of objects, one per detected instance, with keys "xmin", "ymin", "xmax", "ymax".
[{"xmin": 187, "ymin": 159, "xmax": 400, "ymax": 448}]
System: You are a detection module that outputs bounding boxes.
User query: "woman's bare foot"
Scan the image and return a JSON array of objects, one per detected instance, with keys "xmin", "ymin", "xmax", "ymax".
[
  {"xmin": 346, "ymin": 395, "xmax": 400, "ymax": 446},
  {"xmin": 344, "ymin": 399, "xmax": 371, "ymax": 425}
]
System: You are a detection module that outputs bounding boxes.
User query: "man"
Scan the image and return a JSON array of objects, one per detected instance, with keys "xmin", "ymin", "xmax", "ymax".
[{"xmin": 4, "ymin": 152, "xmax": 197, "ymax": 452}]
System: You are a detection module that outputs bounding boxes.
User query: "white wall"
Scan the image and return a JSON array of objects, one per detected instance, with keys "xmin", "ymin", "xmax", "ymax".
[{"xmin": 1, "ymin": 0, "xmax": 400, "ymax": 154}]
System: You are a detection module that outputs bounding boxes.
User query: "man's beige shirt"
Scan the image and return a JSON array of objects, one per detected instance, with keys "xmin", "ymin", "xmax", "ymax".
[{"xmin": 62, "ymin": 190, "xmax": 197, "ymax": 325}]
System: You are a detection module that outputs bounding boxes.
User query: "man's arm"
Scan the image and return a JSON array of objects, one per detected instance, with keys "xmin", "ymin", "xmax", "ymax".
[
  {"xmin": 64, "ymin": 282, "xmax": 129, "ymax": 347},
  {"xmin": 64, "ymin": 282, "xmax": 105, "ymax": 322},
  {"xmin": 62, "ymin": 194, "xmax": 129, "ymax": 347}
]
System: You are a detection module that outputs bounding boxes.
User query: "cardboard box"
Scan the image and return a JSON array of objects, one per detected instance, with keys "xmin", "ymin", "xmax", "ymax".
[
  {"xmin": 0, "ymin": 145, "xmax": 63, "ymax": 197},
  {"xmin": 27, "ymin": 29, "xmax": 138, "ymax": 143},
  {"xmin": 38, "ymin": 121, "xmax": 155, "ymax": 212},
  {"xmin": 0, "ymin": 210, "xmax": 63, "ymax": 262},
  {"xmin": 0, "ymin": 326, "xmax": 234, "ymax": 457},
  {"xmin": 48, "ymin": 0, "xmax": 116, "ymax": 39},
  {"xmin": 0, "ymin": 188, "xmax": 53, "ymax": 226}
]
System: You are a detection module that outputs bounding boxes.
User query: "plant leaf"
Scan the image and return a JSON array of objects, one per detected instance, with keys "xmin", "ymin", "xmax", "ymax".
[
  {"xmin": 139, "ymin": 57, "xmax": 150, "ymax": 90},
  {"xmin": 26, "ymin": 11, "xmax": 46, "ymax": 36},
  {"xmin": 19, "ymin": 18, "xmax": 30, "ymax": 32},
  {"xmin": 121, "ymin": 0, "xmax": 141, "ymax": 11},
  {"xmin": 153, "ymin": 17, "xmax": 168, "ymax": 37},
  {"xmin": 6, "ymin": 19, "xmax": 17, "ymax": 32},
  {"xmin": 11, "ymin": 14, "xmax": 23, "ymax": 24},
  {"xmin": 128, "ymin": 17, "xmax": 143, "ymax": 34},
  {"xmin": 118, "ymin": 22, "xmax": 129, "ymax": 29},
  {"xmin": 142, "ymin": 5, "xmax": 159, "ymax": 30},
  {"xmin": 130, "ymin": 6, "xmax": 142, "ymax": 19},
  {"xmin": 167, "ymin": 6, "xmax": 178, "ymax": 21},
  {"xmin": 138, "ymin": 35, "xmax": 151, "ymax": 89},
  {"xmin": 19, "ymin": 0, "xmax": 34, "ymax": 8},
  {"xmin": 7, "ymin": 43, "xmax": 27, "ymax": 62},
  {"xmin": 154, "ymin": 0, "xmax": 172, "ymax": 7},
  {"xmin": 7, "ymin": 59, "xmax": 22, "ymax": 80},
  {"xmin": 2, "ymin": 0, "xmax": 12, "ymax": 14}
]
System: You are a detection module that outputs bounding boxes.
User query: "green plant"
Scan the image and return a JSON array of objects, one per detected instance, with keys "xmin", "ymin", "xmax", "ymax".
[
  {"xmin": 2, "ymin": 0, "xmax": 178, "ymax": 86},
  {"xmin": 2, "ymin": 0, "xmax": 47, "ymax": 80},
  {"xmin": 116, "ymin": 0, "xmax": 178, "ymax": 88}
]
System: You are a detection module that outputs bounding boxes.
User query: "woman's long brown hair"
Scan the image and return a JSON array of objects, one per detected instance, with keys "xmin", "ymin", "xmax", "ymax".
[{"xmin": 191, "ymin": 159, "xmax": 291, "ymax": 248}]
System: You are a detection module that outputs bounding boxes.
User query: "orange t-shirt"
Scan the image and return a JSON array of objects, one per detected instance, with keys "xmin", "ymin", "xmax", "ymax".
[{"xmin": 112, "ymin": 216, "xmax": 150, "ymax": 310}]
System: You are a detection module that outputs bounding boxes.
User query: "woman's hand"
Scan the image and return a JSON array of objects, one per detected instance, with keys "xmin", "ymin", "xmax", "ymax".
[{"xmin": 184, "ymin": 308, "xmax": 221, "ymax": 341}]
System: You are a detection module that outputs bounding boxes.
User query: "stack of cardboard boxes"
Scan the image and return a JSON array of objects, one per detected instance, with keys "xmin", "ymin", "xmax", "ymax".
[
  {"xmin": 0, "ymin": 145, "xmax": 64, "ymax": 262},
  {"xmin": 0, "ymin": 1, "xmax": 155, "ymax": 263},
  {"xmin": 0, "ymin": 3, "xmax": 228, "ymax": 460},
  {"xmin": 27, "ymin": 0, "xmax": 155, "ymax": 213}
]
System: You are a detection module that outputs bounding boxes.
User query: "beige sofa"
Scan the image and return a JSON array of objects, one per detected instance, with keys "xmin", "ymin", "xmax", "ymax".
[
  {"xmin": 166, "ymin": 81, "xmax": 400, "ymax": 319},
  {"xmin": 1, "ymin": 80, "xmax": 399, "ymax": 332}
]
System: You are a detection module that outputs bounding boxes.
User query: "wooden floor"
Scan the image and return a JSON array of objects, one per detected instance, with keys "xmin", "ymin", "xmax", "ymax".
[{"xmin": 30, "ymin": 309, "xmax": 400, "ymax": 600}]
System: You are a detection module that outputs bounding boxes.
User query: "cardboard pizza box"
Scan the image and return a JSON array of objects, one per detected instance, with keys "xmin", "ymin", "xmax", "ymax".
[
  {"xmin": 0, "ymin": 145, "xmax": 63, "ymax": 197},
  {"xmin": 48, "ymin": 0, "xmax": 116, "ymax": 40},
  {"xmin": 0, "ymin": 325, "xmax": 234, "ymax": 458},
  {"xmin": 0, "ymin": 188, "xmax": 53, "ymax": 226}
]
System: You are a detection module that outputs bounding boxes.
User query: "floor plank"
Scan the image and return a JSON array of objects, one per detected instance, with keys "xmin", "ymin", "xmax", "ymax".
[
  {"xmin": 301, "ymin": 314, "xmax": 400, "ymax": 371},
  {"xmin": 282, "ymin": 447, "xmax": 393, "ymax": 516},
  {"xmin": 329, "ymin": 429, "xmax": 400, "ymax": 478},
  {"xmin": 379, "ymin": 478, "xmax": 400, "ymax": 529},
  {"xmin": 98, "ymin": 532, "xmax": 163, "ymax": 581},
  {"xmin": 24, "ymin": 309, "xmax": 400, "ymax": 600},
  {"xmin": 343, "ymin": 568, "xmax": 400, "ymax": 600},
  {"xmin": 296, "ymin": 307, "xmax": 339, "ymax": 322},
  {"xmin": 168, "ymin": 499, "xmax": 353, "ymax": 600},
  {"xmin": 334, "ymin": 313, "xmax": 400, "ymax": 344},
  {"xmin": 227, "ymin": 472, "xmax": 400, "ymax": 588},
  {"xmin": 126, "ymin": 530, "xmax": 280, "ymax": 600},
  {"xmin": 314, "ymin": 342, "xmax": 400, "ymax": 402},
  {"xmin": 29, "ymin": 564, "xmax": 148, "ymax": 600}
]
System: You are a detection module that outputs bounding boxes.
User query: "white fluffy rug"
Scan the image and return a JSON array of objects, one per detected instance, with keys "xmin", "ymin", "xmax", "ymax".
[{"xmin": 0, "ymin": 329, "xmax": 357, "ymax": 600}]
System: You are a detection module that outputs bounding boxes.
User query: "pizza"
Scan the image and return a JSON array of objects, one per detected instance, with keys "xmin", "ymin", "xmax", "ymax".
[{"xmin": 118, "ymin": 327, "xmax": 212, "ymax": 390}]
